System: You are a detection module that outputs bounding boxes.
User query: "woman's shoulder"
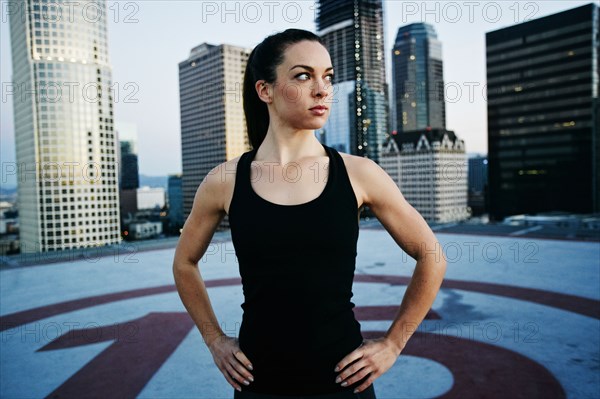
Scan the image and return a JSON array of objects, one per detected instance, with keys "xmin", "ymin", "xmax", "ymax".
[
  {"xmin": 337, "ymin": 150, "xmax": 374, "ymax": 174},
  {"xmin": 206, "ymin": 155, "xmax": 241, "ymax": 183}
]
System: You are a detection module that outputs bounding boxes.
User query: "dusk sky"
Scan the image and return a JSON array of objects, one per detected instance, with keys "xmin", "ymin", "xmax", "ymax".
[{"xmin": 1, "ymin": 1, "xmax": 595, "ymax": 188}]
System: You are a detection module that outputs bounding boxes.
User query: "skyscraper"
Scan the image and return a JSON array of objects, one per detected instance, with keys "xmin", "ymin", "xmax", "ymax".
[
  {"xmin": 167, "ymin": 174, "xmax": 184, "ymax": 234},
  {"xmin": 384, "ymin": 20, "xmax": 468, "ymax": 223},
  {"xmin": 316, "ymin": 0, "xmax": 389, "ymax": 163},
  {"xmin": 468, "ymin": 154, "xmax": 489, "ymax": 216},
  {"xmin": 178, "ymin": 43, "xmax": 251, "ymax": 227},
  {"xmin": 8, "ymin": 0, "xmax": 121, "ymax": 252},
  {"xmin": 392, "ymin": 23, "xmax": 446, "ymax": 133},
  {"xmin": 486, "ymin": 3, "xmax": 599, "ymax": 221},
  {"xmin": 116, "ymin": 121, "xmax": 139, "ymax": 190}
]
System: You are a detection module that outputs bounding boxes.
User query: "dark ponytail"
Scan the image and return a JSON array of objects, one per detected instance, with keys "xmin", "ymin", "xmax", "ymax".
[{"xmin": 243, "ymin": 28, "xmax": 325, "ymax": 150}]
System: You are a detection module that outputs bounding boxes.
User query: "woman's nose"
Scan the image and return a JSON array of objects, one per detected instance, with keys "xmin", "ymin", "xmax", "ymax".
[{"xmin": 312, "ymin": 78, "xmax": 329, "ymax": 98}]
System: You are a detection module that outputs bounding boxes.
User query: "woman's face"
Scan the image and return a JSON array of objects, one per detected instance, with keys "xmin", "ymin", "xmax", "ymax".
[{"xmin": 263, "ymin": 40, "xmax": 334, "ymax": 130}]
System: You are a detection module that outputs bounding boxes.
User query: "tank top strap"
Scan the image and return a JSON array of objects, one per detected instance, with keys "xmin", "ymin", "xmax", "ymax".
[
  {"xmin": 229, "ymin": 147, "xmax": 257, "ymax": 220},
  {"xmin": 326, "ymin": 144, "xmax": 359, "ymax": 211},
  {"xmin": 238, "ymin": 147, "xmax": 257, "ymax": 192}
]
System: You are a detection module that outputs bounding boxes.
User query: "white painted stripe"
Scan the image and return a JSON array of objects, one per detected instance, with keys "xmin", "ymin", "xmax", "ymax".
[{"xmin": 509, "ymin": 225, "xmax": 544, "ymax": 236}]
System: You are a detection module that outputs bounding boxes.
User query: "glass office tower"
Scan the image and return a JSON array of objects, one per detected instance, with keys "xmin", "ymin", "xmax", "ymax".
[
  {"xmin": 316, "ymin": 0, "xmax": 389, "ymax": 163},
  {"xmin": 392, "ymin": 22, "xmax": 446, "ymax": 133},
  {"xmin": 486, "ymin": 3, "xmax": 599, "ymax": 221}
]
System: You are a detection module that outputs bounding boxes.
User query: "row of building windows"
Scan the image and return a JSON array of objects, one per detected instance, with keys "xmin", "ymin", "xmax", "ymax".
[
  {"xmin": 42, "ymin": 188, "xmax": 115, "ymax": 194},
  {"xmin": 46, "ymin": 217, "xmax": 115, "ymax": 229},
  {"xmin": 45, "ymin": 226, "xmax": 119, "ymax": 235},
  {"xmin": 41, "ymin": 205, "xmax": 118, "ymax": 213},
  {"xmin": 487, "ymin": 33, "xmax": 590, "ymax": 64},
  {"xmin": 494, "ymin": 108, "xmax": 590, "ymax": 126},
  {"xmin": 486, "ymin": 21, "xmax": 592, "ymax": 53},
  {"xmin": 42, "ymin": 210, "xmax": 118, "ymax": 219},
  {"xmin": 43, "ymin": 225, "xmax": 119, "ymax": 233},
  {"xmin": 490, "ymin": 70, "xmax": 589, "ymax": 97},
  {"xmin": 496, "ymin": 120, "xmax": 590, "ymax": 136},
  {"xmin": 33, "ymin": 46, "xmax": 108, "ymax": 61},
  {"xmin": 44, "ymin": 223, "xmax": 116, "ymax": 236},
  {"xmin": 38, "ymin": 179, "xmax": 117, "ymax": 188},
  {"xmin": 43, "ymin": 196, "xmax": 118, "ymax": 203},
  {"xmin": 488, "ymin": 46, "xmax": 590, "ymax": 75},
  {"xmin": 44, "ymin": 235, "xmax": 120, "ymax": 246},
  {"xmin": 488, "ymin": 83, "xmax": 590, "ymax": 106},
  {"xmin": 40, "ymin": 179, "xmax": 118, "ymax": 187},
  {"xmin": 32, "ymin": 24, "xmax": 108, "ymax": 40}
]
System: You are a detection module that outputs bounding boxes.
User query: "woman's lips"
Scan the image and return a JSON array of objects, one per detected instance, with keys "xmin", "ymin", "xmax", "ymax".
[{"xmin": 309, "ymin": 107, "xmax": 327, "ymax": 115}]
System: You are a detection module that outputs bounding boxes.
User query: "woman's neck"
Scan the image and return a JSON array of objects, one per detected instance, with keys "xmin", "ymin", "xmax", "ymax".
[{"xmin": 255, "ymin": 129, "xmax": 324, "ymax": 164}]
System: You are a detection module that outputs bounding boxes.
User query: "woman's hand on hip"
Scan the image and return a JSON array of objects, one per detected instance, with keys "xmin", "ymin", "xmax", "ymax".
[
  {"xmin": 207, "ymin": 335, "xmax": 255, "ymax": 392},
  {"xmin": 334, "ymin": 337, "xmax": 400, "ymax": 393}
]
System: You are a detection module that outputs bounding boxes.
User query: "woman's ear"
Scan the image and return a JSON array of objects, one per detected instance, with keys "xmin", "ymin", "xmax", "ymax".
[{"xmin": 255, "ymin": 80, "xmax": 272, "ymax": 104}]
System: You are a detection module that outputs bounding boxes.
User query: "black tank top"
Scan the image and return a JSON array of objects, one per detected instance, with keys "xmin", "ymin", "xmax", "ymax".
[{"xmin": 228, "ymin": 142, "xmax": 365, "ymax": 395}]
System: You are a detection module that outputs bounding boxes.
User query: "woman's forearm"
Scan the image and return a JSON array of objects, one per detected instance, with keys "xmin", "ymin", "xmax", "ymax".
[
  {"xmin": 173, "ymin": 262, "xmax": 226, "ymax": 348},
  {"xmin": 383, "ymin": 256, "xmax": 447, "ymax": 355}
]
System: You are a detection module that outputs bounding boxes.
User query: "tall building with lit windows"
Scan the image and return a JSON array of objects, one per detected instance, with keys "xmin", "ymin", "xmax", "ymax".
[
  {"xmin": 316, "ymin": 0, "xmax": 389, "ymax": 163},
  {"xmin": 178, "ymin": 43, "xmax": 251, "ymax": 228},
  {"xmin": 392, "ymin": 22, "xmax": 446, "ymax": 133},
  {"xmin": 486, "ymin": 3, "xmax": 599, "ymax": 221},
  {"xmin": 8, "ymin": 0, "xmax": 121, "ymax": 253}
]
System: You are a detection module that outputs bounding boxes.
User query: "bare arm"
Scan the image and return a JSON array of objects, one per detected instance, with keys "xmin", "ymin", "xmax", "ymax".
[
  {"xmin": 333, "ymin": 157, "xmax": 447, "ymax": 393},
  {"xmin": 358, "ymin": 157, "xmax": 447, "ymax": 355},
  {"xmin": 173, "ymin": 161, "xmax": 256, "ymax": 392},
  {"xmin": 172, "ymin": 164, "xmax": 227, "ymax": 348}
]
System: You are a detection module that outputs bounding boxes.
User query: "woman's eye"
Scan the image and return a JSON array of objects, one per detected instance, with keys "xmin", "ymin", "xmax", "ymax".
[{"xmin": 295, "ymin": 73, "xmax": 335, "ymax": 82}]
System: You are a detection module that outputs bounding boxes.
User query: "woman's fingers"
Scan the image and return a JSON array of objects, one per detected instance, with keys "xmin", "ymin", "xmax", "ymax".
[
  {"xmin": 225, "ymin": 361, "xmax": 251, "ymax": 387},
  {"xmin": 230, "ymin": 350, "xmax": 255, "ymax": 382},
  {"xmin": 218, "ymin": 362, "xmax": 243, "ymax": 392},
  {"xmin": 209, "ymin": 336, "xmax": 254, "ymax": 391},
  {"xmin": 233, "ymin": 349, "xmax": 254, "ymax": 372},
  {"xmin": 336, "ymin": 359, "xmax": 370, "ymax": 386},
  {"xmin": 334, "ymin": 341, "xmax": 364, "ymax": 372},
  {"xmin": 353, "ymin": 374, "xmax": 376, "ymax": 394},
  {"xmin": 336, "ymin": 337, "xmax": 399, "ymax": 393}
]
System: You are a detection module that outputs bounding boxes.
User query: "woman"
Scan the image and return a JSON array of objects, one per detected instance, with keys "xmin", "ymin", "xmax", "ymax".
[{"xmin": 172, "ymin": 29, "xmax": 447, "ymax": 398}]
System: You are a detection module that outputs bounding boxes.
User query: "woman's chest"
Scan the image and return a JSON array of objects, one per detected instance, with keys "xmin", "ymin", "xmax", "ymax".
[{"xmin": 230, "ymin": 200, "xmax": 359, "ymax": 260}]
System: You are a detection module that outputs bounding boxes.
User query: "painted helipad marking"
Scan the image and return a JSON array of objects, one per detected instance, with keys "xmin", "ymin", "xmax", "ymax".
[
  {"xmin": 509, "ymin": 225, "xmax": 544, "ymax": 236},
  {"xmin": 31, "ymin": 311, "xmax": 564, "ymax": 399},
  {"xmin": 0, "ymin": 275, "xmax": 585, "ymax": 398},
  {"xmin": 39, "ymin": 312, "xmax": 194, "ymax": 399},
  {"xmin": 1, "ymin": 276, "xmax": 597, "ymax": 334}
]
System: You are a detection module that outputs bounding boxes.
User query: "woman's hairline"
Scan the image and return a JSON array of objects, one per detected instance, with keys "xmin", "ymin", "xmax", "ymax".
[{"xmin": 264, "ymin": 39, "xmax": 330, "ymax": 85}]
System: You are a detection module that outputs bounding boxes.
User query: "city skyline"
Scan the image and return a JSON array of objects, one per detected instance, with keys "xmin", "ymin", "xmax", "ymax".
[{"xmin": 1, "ymin": 0, "xmax": 595, "ymax": 188}]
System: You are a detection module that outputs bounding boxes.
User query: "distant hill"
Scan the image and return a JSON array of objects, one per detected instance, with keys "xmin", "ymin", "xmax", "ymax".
[
  {"xmin": 139, "ymin": 174, "xmax": 169, "ymax": 191},
  {"xmin": 0, "ymin": 186, "xmax": 17, "ymax": 202},
  {"xmin": 0, "ymin": 186, "xmax": 17, "ymax": 194}
]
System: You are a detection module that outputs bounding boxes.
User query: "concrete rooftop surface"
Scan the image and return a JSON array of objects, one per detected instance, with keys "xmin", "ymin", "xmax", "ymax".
[{"xmin": 1, "ymin": 228, "xmax": 599, "ymax": 399}]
